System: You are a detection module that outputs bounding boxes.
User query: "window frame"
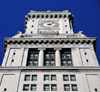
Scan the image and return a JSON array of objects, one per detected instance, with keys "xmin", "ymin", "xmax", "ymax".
[
  {"xmin": 23, "ymin": 84, "xmax": 29, "ymax": 91},
  {"xmin": 61, "ymin": 49, "xmax": 73, "ymax": 66},
  {"xmin": 70, "ymin": 75, "xmax": 76, "ymax": 81},
  {"xmin": 44, "ymin": 75, "xmax": 49, "ymax": 81},
  {"xmin": 44, "ymin": 84, "xmax": 49, "ymax": 91},
  {"xmin": 31, "ymin": 84, "xmax": 36, "ymax": 91},
  {"xmin": 64, "ymin": 84, "xmax": 70, "ymax": 91},
  {"xmin": 51, "ymin": 84, "xmax": 57, "ymax": 91},
  {"xmin": 27, "ymin": 49, "xmax": 39, "ymax": 66},
  {"xmin": 71, "ymin": 84, "xmax": 78, "ymax": 91},
  {"xmin": 51, "ymin": 75, "xmax": 56, "ymax": 81},
  {"xmin": 44, "ymin": 49, "xmax": 55, "ymax": 66},
  {"xmin": 63, "ymin": 75, "xmax": 69, "ymax": 81},
  {"xmin": 32, "ymin": 75, "xmax": 37, "ymax": 81},
  {"xmin": 24, "ymin": 75, "xmax": 30, "ymax": 81}
]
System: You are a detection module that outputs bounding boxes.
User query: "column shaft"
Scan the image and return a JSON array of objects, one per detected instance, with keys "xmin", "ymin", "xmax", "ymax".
[
  {"xmin": 55, "ymin": 49, "xmax": 61, "ymax": 66},
  {"xmin": 38, "ymin": 49, "xmax": 44, "ymax": 66}
]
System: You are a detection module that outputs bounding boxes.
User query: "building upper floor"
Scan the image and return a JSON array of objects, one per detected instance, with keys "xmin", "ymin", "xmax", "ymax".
[{"xmin": 2, "ymin": 37, "xmax": 99, "ymax": 67}]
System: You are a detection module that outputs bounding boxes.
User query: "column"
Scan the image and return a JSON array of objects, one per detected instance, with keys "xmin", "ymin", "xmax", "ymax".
[
  {"xmin": 2, "ymin": 47, "xmax": 10, "ymax": 66},
  {"xmin": 55, "ymin": 48, "xmax": 62, "ymax": 66},
  {"xmin": 22, "ymin": 48, "xmax": 29, "ymax": 66},
  {"xmin": 38, "ymin": 48, "xmax": 46, "ymax": 66}
]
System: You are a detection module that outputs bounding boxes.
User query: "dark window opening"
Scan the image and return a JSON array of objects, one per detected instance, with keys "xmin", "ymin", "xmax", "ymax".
[
  {"xmin": 32, "ymin": 15, "xmax": 35, "ymax": 18},
  {"xmin": 13, "ymin": 53, "xmax": 16, "ymax": 55},
  {"xmin": 64, "ymin": 15, "xmax": 66, "ymax": 18},
  {"xmin": 27, "ymin": 49, "xmax": 39, "ymax": 66},
  {"xmin": 44, "ymin": 49, "xmax": 55, "ymax": 66},
  {"xmin": 31, "ymin": 31, "xmax": 33, "ymax": 33},
  {"xmin": 4, "ymin": 88, "xmax": 7, "ymax": 91},
  {"xmin": 50, "ymin": 15, "xmax": 53, "ymax": 18},
  {"xmin": 12, "ymin": 59, "xmax": 14, "ymax": 62},
  {"xmin": 32, "ymin": 25, "xmax": 34, "ymax": 27},
  {"xmin": 59, "ymin": 15, "xmax": 62, "ymax": 18},
  {"xmin": 65, "ymin": 25, "xmax": 67, "ymax": 27},
  {"xmin": 41, "ymin": 15, "xmax": 44, "ymax": 18},
  {"xmin": 66, "ymin": 31, "xmax": 68, "ymax": 33},
  {"xmin": 55, "ymin": 15, "xmax": 57, "ymax": 18},
  {"xmin": 37, "ymin": 15, "xmax": 40, "ymax": 18},
  {"xmin": 85, "ymin": 52, "xmax": 87, "ymax": 55},
  {"xmin": 46, "ymin": 15, "xmax": 49, "ymax": 18},
  {"xmin": 95, "ymin": 88, "xmax": 97, "ymax": 91},
  {"xmin": 86, "ymin": 59, "xmax": 88, "ymax": 62},
  {"xmin": 61, "ymin": 49, "xmax": 73, "ymax": 66}
]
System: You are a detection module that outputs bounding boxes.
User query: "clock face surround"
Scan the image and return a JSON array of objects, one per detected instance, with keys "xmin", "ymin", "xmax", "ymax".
[{"xmin": 39, "ymin": 21, "xmax": 59, "ymax": 28}]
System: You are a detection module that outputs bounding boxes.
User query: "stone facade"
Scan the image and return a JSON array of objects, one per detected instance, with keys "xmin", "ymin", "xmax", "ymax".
[{"xmin": 0, "ymin": 10, "xmax": 100, "ymax": 92}]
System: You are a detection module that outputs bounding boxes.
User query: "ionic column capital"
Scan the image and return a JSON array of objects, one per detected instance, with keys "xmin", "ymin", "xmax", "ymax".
[
  {"xmin": 38, "ymin": 48, "xmax": 46, "ymax": 50},
  {"xmin": 54, "ymin": 48, "xmax": 62, "ymax": 50}
]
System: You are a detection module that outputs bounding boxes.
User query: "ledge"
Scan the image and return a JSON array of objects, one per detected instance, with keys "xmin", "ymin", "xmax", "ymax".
[{"xmin": 0, "ymin": 66, "xmax": 100, "ymax": 70}]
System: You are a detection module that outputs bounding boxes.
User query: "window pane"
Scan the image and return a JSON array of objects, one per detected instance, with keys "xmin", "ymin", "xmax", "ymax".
[
  {"xmin": 70, "ymin": 75, "xmax": 76, "ymax": 81},
  {"xmin": 44, "ymin": 75, "xmax": 49, "ymax": 81},
  {"xmin": 51, "ymin": 75, "xmax": 56, "ymax": 81},
  {"xmin": 24, "ymin": 75, "xmax": 30, "ymax": 81},
  {"xmin": 67, "ymin": 61, "xmax": 72, "ymax": 65},
  {"xmin": 50, "ymin": 61, "xmax": 55, "ymax": 66},
  {"xmin": 31, "ymin": 85, "xmax": 36, "ymax": 91},
  {"xmin": 32, "ymin": 75, "xmax": 37, "ymax": 81},
  {"xmin": 44, "ymin": 85, "xmax": 49, "ymax": 91},
  {"xmin": 27, "ymin": 61, "xmax": 33, "ymax": 66},
  {"xmin": 72, "ymin": 85, "xmax": 78, "ymax": 91},
  {"xmin": 45, "ymin": 61, "xmax": 49, "ymax": 66},
  {"xmin": 23, "ymin": 85, "xmax": 29, "ymax": 91},
  {"xmin": 63, "ymin": 75, "xmax": 69, "ymax": 81},
  {"xmin": 64, "ymin": 85, "xmax": 70, "ymax": 91},
  {"xmin": 51, "ymin": 85, "xmax": 57, "ymax": 91},
  {"xmin": 33, "ymin": 61, "xmax": 38, "ymax": 66}
]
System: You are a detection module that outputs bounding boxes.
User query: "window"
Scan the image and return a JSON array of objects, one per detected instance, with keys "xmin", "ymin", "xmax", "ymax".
[
  {"xmin": 95, "ymin": 88, "xmax": 97, "ymax": 91},
  {"xmin": 44, "ymin": 49, "xmax": 55, "ymax": 66},
  {"xmin": 27, "ymin": 49, "xmax": 39, "ymax": 66},
  {"xmin": 32, "ymin": 75, "xmax": 37, "ymax": 81},
  {"xmin": 71, "ymin": 84, "xmax": 78, "ymax": 91},
  {"xmin": 51, "ymin": 84, "xmax": 57, "ymax": 91},
  {"xmin": 51, "ymin": 75, "xmax": 56, "ymax": 81},
  {"xmin": 44, "ymin": 84, "xmax": 49, "ymax": 91},
  {"xmin": 70, "ymin": 75, "xmax": 76, "ymax": 81},
  {"xmin": 64, "ymin": 85, "xmax": 70, "ymax": 91},
  {"xmin": 61, "ymin": 49, "xmax": 73, "ymax": 66},
  {"xmin": 63, "ymin": 75, "xmax": 69, "ymax": 81},
  {"xmin": 4, "ymin": 88, "xmax": 7, "ymax": 91},
  {"xmin": 44, "ymin": 75, "xmax": 49, "ymax": 81},
  {"xmin": 31, "ymin": 85, "xmax": 36, "ymax": 91},
  {"xmin": 24, "ymin": 75, "xmax": 30, "ymax": 81},
  {"xmin": 23, "ymin": 84, "xmax": 29, "ymax": 91},
  {"xmin": 65, "ymin": 25, "xmax": 67, "ymax": 27}
]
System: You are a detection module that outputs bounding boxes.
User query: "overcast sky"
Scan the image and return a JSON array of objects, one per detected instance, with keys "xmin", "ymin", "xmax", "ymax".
[{"xmin": 0, "ymin": 0, "xmax": 100, "ymax": 65}]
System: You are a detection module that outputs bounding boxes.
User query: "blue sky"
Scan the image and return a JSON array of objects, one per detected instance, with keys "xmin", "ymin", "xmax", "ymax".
[{"xmin": 0, "ymin": 0, "xmax": 100, "ymax": 65}]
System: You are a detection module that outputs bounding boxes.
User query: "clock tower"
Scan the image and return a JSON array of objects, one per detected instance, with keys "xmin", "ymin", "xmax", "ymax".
[
  {"xmin": 0, "ymin": 10, "xmax": 100, "ymax": 92},
  {"xmin": 25, "ymin": 10, "xmax": 73, "ymax": 34}
]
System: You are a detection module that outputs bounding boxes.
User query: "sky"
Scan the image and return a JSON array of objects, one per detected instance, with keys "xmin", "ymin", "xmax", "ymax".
[{"xmin": 0, "ymin": 0, "xmax": 100, "ymax": 65}]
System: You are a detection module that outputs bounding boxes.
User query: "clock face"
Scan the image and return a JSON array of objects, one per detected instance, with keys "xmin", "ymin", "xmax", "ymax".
[{"xmin": 39, "ymin": 21, "xmax": 59, "ymax": 28}]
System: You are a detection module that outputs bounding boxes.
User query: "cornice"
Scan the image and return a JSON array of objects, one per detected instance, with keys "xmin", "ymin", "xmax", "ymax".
[{"xmin": 4, "ymin": 38, "xmax": 96, "ymax": 44}]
